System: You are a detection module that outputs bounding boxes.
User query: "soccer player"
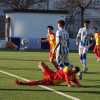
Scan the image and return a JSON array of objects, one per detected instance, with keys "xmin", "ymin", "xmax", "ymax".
[
  {"xmin": 93, "ymin": 29, "xmax": 100, "ymax": 61},
  {"xmin": 76, "ymin": 20, "xmax": 95, "ymax": 72},
  {"xmin": 54, "ymin": 20, "xmax": 69, "ymax": 68},
  {"xmin": 42, "ymin": 26, "xmax": 58, "ymax": 69},
  {"xmin": 16, "ymin": 62, "xmax": 80, "ymax": 87}
]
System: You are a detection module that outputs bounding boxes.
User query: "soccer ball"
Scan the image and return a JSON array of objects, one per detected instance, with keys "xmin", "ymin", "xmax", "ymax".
[
  {"xmin": 21, "ymin": 39, "xmax": 30, "ymax": 50},
  {"xmin": 21, "ymin": 39, "xmax": 29, "ymax": 46}
]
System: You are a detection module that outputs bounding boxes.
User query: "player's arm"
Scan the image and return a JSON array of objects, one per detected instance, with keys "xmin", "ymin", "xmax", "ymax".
[
  {"xmin": 53, "ymin": 31, "xmax": 62, "ymax": 53},
  {"xmin": 64, "ymin": 72, "xmax": 72, "ymax": 87},
  {"xmin": 76, "ymin": 28, "xmax": 81, "ymax": 46},
  {"xmin": 41, "ymin": 34, "xmax": 49, "ymax": 42},
  {"xmin": 54, "ymin": 37, "xmax": 61, "ymax": 52},
  {"xmin": 63, "ymin": 68, "xmax": 72, "ymax": 87},
  {"xmin": 41, "ymin": 38, "xmax": 48, "ymax": 42},
  {"xmin": 66, "ymin": 32, "xmax": 69, "ymax": 48}
]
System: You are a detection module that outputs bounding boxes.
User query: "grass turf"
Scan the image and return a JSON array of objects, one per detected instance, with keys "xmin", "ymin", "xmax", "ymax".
[{"xmin": 0, "ymin": 51, "xmax": 100, "ymax": 100}]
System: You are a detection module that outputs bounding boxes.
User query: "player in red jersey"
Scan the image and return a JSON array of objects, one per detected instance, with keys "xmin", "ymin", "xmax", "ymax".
[
  {"xmin": 42, "ymin": 26, "xmax": 59, "ymax": 69},
  {"xmin": 93, "ymin": 31, "xmax": 100, "ymax": 61},
  {"xmin": 47, "ymin": 26, "xmax": 56, "ymax": 62},
  {"xmin": 16, "ymin": 62, "xmax": 80, "ymax": 87}
]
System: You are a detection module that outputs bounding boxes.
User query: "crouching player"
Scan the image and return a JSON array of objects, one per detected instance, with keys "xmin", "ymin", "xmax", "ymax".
[{"xmin": 16, "ymin": 62, "xmax": 80, "ymax": 87}]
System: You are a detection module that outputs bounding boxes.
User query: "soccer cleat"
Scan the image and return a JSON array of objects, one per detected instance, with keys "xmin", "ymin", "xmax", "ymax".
[
  {"xmin": 79, "ymin": 72, "xmax": 82, "ymax": 80},
  {"xmin": 82, "ymin": 67, "xmax": 88, "ymax": 73}
]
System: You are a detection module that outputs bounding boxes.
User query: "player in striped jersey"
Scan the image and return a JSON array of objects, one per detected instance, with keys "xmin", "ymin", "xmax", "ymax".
[
  {"xmin": 76, "ymin": 20, "xmax": 95, "ymax": 72},
  {"xmin": 54, "ymin": 20, "xmax": 69, "ymax": 69}
]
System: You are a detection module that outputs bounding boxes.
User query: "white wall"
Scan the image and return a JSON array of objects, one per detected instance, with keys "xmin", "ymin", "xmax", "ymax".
[
  {"xmin": 6, "ymin": 12, "xmax": 67, "ymax": 49},
  {"xmin": 6, "ymin": 13, "xmax": 67, "ymax": 38}
]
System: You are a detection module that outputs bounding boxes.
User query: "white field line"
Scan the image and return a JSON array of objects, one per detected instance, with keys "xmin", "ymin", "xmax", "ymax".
[{"xmin": 0, "ymin": 70, "xmax": 80, "ymax": 100}]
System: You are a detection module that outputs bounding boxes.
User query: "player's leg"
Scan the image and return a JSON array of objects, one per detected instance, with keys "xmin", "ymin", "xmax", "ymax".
[
  {"xmin": 79, "ymin": 46, "xmax": 83, "ymax": 64},
  {"xmin": 16, "ymin": 79, "xmax": 53, "ymax": 86},
  {"xmin": 56, "ymin": 49, "xmax": 63, "ymax": 69},
  {"xmin": 38, "ymin": 62, "xmax": 46, "ymax": 72},
  {"xmin": 93, "ymin": 45, "xmax": 98, "ymax": 59},
  {"xmin": 93, "ymin": 45, "xmax": 100, "ymax": 61},
  {"xmin": 38, "ymin": 62, "xmax": 54, "ymax": 73},
  {"xmin": 52, "ymin": 60, "xmax": 59, "ymax": 70},
  {"xmin": 63, "ymin": 48, "xmax": 69, "ymax": 65},
  {"xmin": 98, "ymin": 46, "xmax": 100, "ymax": 61},
  {"xmin": 38, "ymin": 61, "xmax": 55, "ymax": 81},
  {"xmin": 49, "ymin": 51, "xmax": 59, "ymax": 70},
  {"xmin": 82, "ymin": 48, "xmax": 88, "ymax": 72}
]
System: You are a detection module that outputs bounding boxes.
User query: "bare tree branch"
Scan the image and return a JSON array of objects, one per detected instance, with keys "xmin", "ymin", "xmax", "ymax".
[{"xmin": 4, "ymin": 0, "xmax": 47, "ymax": 9}]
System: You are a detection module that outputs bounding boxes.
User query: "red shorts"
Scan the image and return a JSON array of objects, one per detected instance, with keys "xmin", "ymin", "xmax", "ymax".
[
  {"xmin": 43, "ymin": 65, "xmax": 55, "ymax": 80},
  {"xmin": 93, "ymin": 45, "xmax": 100, "ymax": 58}
]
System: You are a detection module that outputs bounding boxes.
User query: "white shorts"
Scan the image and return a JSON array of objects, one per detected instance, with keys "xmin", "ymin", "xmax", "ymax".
[{"xmin": 79, "ymin": 43, "xmax": 88, "ymax": 55}]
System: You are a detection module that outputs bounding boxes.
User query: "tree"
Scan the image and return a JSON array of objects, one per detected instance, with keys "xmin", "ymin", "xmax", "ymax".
[
  {"xmin": 77, "ymin": 0, "xmax": 93, "ymax": 26},
  {"xmin": 4, "ymin": 0, "xmax": 47, "ymax": 9},
  {"xmin": 54, "ymin": 0, "xmax": 93, "ymax": 38},
  {"xmin": 54, "ymin": 0, "xmax": 92, "ymax": 27}
]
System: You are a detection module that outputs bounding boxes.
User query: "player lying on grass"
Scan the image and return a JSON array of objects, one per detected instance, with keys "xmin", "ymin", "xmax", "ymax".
[{"xmin": 16, "ymin": 62, "xmax": 80, "ymax": 87}]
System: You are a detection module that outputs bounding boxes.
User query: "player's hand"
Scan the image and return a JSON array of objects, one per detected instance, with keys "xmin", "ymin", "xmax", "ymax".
[{"xmin": 76, "ymin": 42, "xmax": 79, "ymax": 47}]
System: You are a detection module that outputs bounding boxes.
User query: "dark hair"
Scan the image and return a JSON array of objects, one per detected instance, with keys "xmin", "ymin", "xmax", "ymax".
[
  {"xmin": 57, "ymin": 20, "xmax": 65, "ymax": 27},
  {"xmin": 94, "ymin": 27, "xmax": 99, "ymax": 32},
  {"xmin": 84, "ymin": 20, "xmax": 90, "ymax": 24},
  {"xmin": 47, "ymin": 26, "xmax": 54, "ymax": 30},
  {"xmin": 75, "ymin": 66, "xmax": 80, "ymax": 73}
]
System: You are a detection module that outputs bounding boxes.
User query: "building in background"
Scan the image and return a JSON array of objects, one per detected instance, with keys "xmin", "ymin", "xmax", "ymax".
[{"xmin": 0, "ymin": 0, "xmax": 100, "ymax": 50}]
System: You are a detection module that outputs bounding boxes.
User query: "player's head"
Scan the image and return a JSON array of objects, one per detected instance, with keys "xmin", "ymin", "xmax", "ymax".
[
  {"xmin": 57, "ymin": 20, "xmax": 65, "ymax": 28},
  {"xmin": 84, "ymin": 20, "xmax": 90, "ymax": 28},
  {"xmin": 47, "ymin": 26, "xmax": 54, "ymax": 33}
]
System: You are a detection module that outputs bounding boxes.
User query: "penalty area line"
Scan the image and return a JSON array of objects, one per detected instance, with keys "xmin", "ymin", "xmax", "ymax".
[{"xmin": 0, "ymin": 70, "xmax": 80, "ymax": 100}]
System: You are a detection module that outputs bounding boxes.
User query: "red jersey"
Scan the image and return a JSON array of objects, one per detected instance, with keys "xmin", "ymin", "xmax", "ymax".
[
  {"xmin": 95, "ymin": 32, "xmax": 100, "ymax": 46},
  {"xmin": 48, "ymin": 32, "xmax": 56, "ymax": 50},
  {"xmin": 48, "ymin": 32, "xmax": 56, "ymax": 61}
]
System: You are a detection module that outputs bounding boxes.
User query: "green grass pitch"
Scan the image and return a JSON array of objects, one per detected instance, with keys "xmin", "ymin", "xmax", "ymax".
[{"xmin": 0, "ymin": 51, "xmax": 100, "ymax": 100}]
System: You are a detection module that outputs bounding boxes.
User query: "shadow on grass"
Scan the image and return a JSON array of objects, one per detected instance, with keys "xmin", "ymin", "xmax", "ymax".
[
  {"xmin": 0, "ymin": 87, "xmax": 100, "ymax": 95},
  {"xmin": 0, "ymin": 88, "xmax": 50, "ymax": 92},
  {"xmin": 84, "ymin": 79, "xmax": 100, "ymax": 82},
  {"xmin": 81, "ymin": 84, "xmax": 100, "ymax": 88},
  {"xmin": 0, "ymin": 66, "xmax": 40, "ymax": 71},
  {"xmin": 85, "ymin": 72, "xmax": 100, "ymax": 75},
  {"xmin": 55, "ymin": 84, "xmax": 100, "ymax": 88},
  {"xmin": 0, "ymin": 58, "xmax": 48, "ymax": 62},
  {"xmin": 60, "ymin": 90, "xmax": 100, "ymax": 95}
]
